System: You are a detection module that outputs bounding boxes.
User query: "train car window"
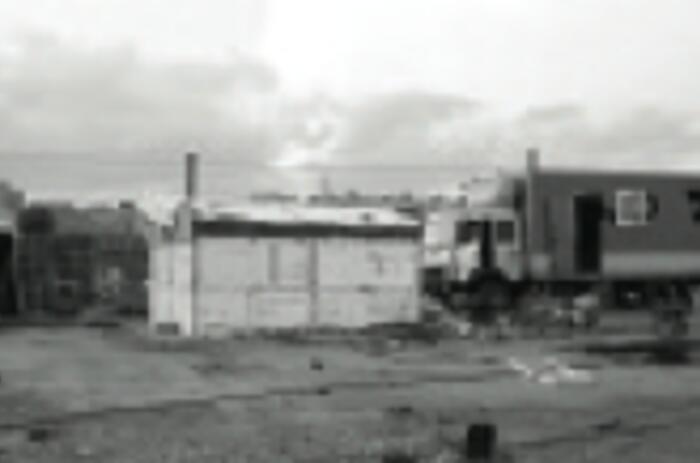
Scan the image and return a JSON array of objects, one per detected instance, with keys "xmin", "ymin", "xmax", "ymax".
[
  {"xmin": 646, "ymin": 194, "xmax": 660, "ymax": 222},
  {"xmin": 455, "ymin": 220, "xmax": 480, "ymax": 244},
  {"xmin": 495, "ymin": 220, "xmax": 516, "ymax": 244},
  {"xmin": 615, "ymin": 190, "xmax": 649, "ymax": 226},
  {"xmin": 687, "ymin": 190, "xmax": 700, "ymax": 223}
]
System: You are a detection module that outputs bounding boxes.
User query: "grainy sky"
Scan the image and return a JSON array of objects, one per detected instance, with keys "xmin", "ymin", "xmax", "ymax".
[{"xmin": 1, "ymin": 0, "xmax": 700, "ymax": 197}]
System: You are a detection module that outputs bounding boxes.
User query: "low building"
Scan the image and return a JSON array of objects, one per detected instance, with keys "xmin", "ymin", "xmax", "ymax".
[
  {"xmin": 15, "ymin": 202, "xmax": 156, "ymax": 317},
  {"xmin": 150, "ymin": 203, "xmax": 424, "ymax": 337}
]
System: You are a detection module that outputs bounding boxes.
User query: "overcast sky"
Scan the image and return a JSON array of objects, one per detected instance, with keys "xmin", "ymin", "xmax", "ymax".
[{"xmin": 1, "ymin": 0, "xmax": 700, "ymax": 197}]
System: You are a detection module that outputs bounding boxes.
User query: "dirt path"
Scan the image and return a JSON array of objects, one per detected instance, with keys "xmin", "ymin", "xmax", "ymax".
[{"xmin": 0, "ymin": 325, "xmax": 699, "ymax": 461}]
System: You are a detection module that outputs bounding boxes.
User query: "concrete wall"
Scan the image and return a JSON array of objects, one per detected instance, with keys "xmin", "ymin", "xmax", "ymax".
[
  {"xmin": 150, "ymin": 232, "xmax": 421, "ymax": 337},
  {"xmin": 149, "ymin": 241, "xmax": 194, "ymax": 336}
]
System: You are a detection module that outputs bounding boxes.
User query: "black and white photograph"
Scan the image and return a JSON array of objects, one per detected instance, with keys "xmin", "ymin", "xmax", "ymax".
[{"xmin": 1, "ymin": 1, "xmax": 699, "ymax": 461}]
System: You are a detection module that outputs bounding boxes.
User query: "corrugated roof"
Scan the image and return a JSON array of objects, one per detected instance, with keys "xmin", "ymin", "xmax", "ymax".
[{"xmin": 192, "ymin": 202, "xmax": 419, "ymax": 228}]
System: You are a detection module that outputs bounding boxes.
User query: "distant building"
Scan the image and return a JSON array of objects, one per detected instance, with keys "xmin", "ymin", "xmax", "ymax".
[
  {"xmin": 248, "ymin": 168, "xmax": 511, "ymax": 216},
  {"xmin": 249, "ymin": 190, "xmax": 461, "ymax": 218},
  {"xmin": 15, "ymin": 201, "xmax": 158, "ymax": 317},
  {"xmin": 150, "ymin": 202, "xmax": 423, "ymax": 337},
  {"xmin": 249, "ymin": 191, "xmax": 302, "ymax": 205}
]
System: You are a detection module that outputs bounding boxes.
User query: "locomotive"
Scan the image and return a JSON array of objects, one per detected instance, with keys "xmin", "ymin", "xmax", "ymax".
[{"xmin": 422, "ymin": 149, "xmax": 699, "ymax": 329}]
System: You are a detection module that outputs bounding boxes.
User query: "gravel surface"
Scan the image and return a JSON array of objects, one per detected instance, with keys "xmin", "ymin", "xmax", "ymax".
[
  {"xmin": 0, "ymin": 320, "xmax": 699, "ymax": 462},
  {"xmin": 0, "ymin": 388, "xmax": 699, "ymax": 462}
]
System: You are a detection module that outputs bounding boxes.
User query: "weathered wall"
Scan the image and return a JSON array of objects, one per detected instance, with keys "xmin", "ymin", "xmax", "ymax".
[
  {"xmin": 149, "ymin": 241, "xmax": 193, "ymax": 336},
  {"xmin": 0, "ymin": 182, "xmax": 23, "ymax": 232},
  {"xmin": 186, "ymin": 235, "xmax": 421, "ymax": 337}
]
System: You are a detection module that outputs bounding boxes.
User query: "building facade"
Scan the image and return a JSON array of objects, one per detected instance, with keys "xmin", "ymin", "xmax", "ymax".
[{"xmin": 150, "ymin": 203, "xmax": 424, "ymax": 337}]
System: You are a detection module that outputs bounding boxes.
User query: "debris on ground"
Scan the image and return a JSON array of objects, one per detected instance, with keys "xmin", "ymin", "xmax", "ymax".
[
  {"xmin": 191, "ymin": 361, "xmax": 232, "ymax": 377},
  {"xmin": 514, "ymin": 293, "xmax": 600, "ymax": 338},
  {"xmin": 78, "ymin": 303, "xmax": 123, "ymax": 328},
  {"xmin": 592, "ymin": 417, "xmax": 623, "ymax": 432},
  {"xmin": 364, "ymin": 322, "xmax": 444, "ymax": 345},
  {"xmin": 474, "ymin": 355, "xmax": 502, "ymax": 366},
  {"xmin": 74, "ymin": 445, "xmax": 96, "ymax": 458},
  {"xmin": 385, "ymin": 405, "xmax": 415, "ymax": 418},
  {"xmin": 366, "ymin": 337, "xmax": 392, "ymax": 357},
  {"xmin": 507, "ymin": 356, "xmax": 595, "ymax": 385},
  {"xmin": 309, "ymin": 356, "xmax": 324, "ymax": 371},
  {"xmin": 421, "ymin": 297, "xmax": 473, "ymax": 340},
  {"xmin": 381, "ymin": 450, "xmax": 418, "ymax": 463},
  {"xmin": 26, "ymin": 426, "xmax": 58, "ymax": 444}
]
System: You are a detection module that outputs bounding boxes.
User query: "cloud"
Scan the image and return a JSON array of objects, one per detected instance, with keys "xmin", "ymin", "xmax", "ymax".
[
  {"xmin": 515, "ymin": 104, "xmax": 700, "ymax": 168},
  {"xmin": 2, "ymin": 30, "xmax": 700, "ymax": 198},
  {"xmin": 520, "ymin": 104, "xmax": 584, "ymax": 125},
  {"xmin": 0, "ymin": 30, "xmax": 280, "ymax": 157},
  {"xmin": 336, "ymin": 91, "xmax": 481, "ymax": 162},
  {"xmin": 332, "ymin": 95, "xmax": 700, "ymax": 171},
  {"xmin": 586, "ymin": 108, "xmax": 700, "ymax": 157}
]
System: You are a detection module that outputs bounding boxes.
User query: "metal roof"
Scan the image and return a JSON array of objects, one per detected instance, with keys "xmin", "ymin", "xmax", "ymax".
[{"xmin": 192, "ymin": 202, "xmax": 420, "ymax": 228}]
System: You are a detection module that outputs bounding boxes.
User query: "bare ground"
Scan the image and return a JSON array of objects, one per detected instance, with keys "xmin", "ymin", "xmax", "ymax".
[{"xmin": 0, "ymin": 311, "xmax": 698, "ymax": 462}]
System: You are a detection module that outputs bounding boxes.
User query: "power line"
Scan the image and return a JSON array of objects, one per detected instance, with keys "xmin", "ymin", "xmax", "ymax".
[{"xmin": 0, "ymin": 158, "xmax": 501, "ymax": 171}]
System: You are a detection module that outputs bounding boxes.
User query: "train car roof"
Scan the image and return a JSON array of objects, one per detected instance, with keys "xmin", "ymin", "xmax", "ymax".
[{"xmin": 533, "ymin": 166, "xmax": 700, "ymax": 180}]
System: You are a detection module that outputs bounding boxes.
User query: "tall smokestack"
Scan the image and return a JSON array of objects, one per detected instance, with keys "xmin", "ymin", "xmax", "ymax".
[
  {"xmin": 185, "ymin": 152, "xmax": 199, "ymax": 200},
  {"xmin": 523, "ymin": 148, "xmax": 540, "ymax": 279},
  {"xmin": 526, "ymin": 148, "xmax": 540, "ymax": 172},
  {"xmin": 320, "ymin": 173, "xmax": 332, "ymax": 197}
]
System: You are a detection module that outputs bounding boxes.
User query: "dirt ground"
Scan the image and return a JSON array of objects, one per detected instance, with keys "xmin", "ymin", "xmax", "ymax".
[{"xmin": 0, "ymin": 311, "xmax": 699, "ymax": 462}]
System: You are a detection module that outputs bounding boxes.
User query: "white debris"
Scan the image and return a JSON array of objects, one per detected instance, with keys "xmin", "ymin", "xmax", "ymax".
[
  {"xmin": 507, "ymin": 357, "xmax": 536, "ymax": 379},
  {"xmin": 543, "ymin": 357, "xmax": 594, "ymax": 384},
  {"xmin": 507, "ymin": 356, "xmax": 594, "ymax": 386},
  {"xmin": 455, "ymin": 320, "xmax": 472, "ymax": 338}
]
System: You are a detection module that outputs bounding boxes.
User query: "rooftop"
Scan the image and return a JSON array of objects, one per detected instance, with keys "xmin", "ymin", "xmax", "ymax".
[{"xmin": 192, "ymin": 202, "xmax": 420, "ymax": 228}]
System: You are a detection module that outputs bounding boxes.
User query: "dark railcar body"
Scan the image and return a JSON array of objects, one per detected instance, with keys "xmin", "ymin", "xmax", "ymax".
[{"xmin": 527, "ymin": 169, "xmax": 700, "ymax": 282}]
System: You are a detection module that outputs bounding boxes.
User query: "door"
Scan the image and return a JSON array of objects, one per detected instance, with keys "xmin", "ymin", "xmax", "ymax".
[
  {"xmin": 493, "ymin": 219, "xmax": 522, "ymax": 280},
  {"xmin": 0, "ymin": 233, "xmax": 17, "ymax": 315},
  {"xmin": 479, "ymin": 220, "xmax": 495, "ymax": 269},
  {"xmin": 573, "ymin": 194, "xmax": 604, "ymax": 274}
]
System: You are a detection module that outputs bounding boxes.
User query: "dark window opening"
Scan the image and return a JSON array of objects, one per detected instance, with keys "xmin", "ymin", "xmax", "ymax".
[
  {"xmin": 56, "ymin": 281, "xmax": 78, "ymax": 299},
  {"xmin": 574, "ymin": 194, "xmax": 604, "ymax": 274},
  {"xmin": 0, "ymin": 233, "xmax": 17, "ymax": 315},
  {"xmin": 455, "ymin": 220, "xmax": 481, "ymax": 244},
  {"xmin": 646, "ymin": 194, "xmax": 660, "ymax": 221},
  {"xmin": 495, "ymin": 221, "xmax": 515, "ymax": 244},
  {"xmin": 427, "ymin": 195, "xmax": 444, "ymax": 209},
  {"xmin": 688, "ymin": 190, "xmax": 700, "ymax": 223}
]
